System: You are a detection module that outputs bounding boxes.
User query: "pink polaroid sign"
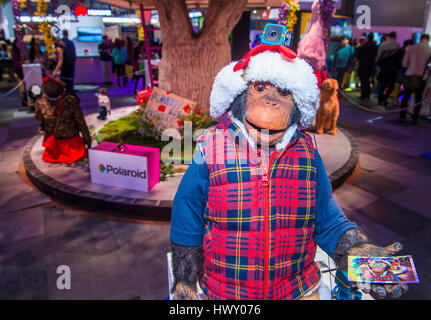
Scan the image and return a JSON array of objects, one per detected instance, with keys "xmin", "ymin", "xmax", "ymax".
[{"xmin": 89, "ymin": 142, "xmax": 160, "ymax": 192}]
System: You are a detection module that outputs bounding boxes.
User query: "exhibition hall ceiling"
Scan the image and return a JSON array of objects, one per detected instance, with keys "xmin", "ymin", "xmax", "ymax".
[{"xmin": 95, "ymin": 0, "xmax": 284, "ymax": 10}]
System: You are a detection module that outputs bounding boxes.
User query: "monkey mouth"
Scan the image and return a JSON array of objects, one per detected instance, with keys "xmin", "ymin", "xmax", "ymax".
[{"xmin": 245, "ymin": 118, "xmax": 286, "ymax": 135}]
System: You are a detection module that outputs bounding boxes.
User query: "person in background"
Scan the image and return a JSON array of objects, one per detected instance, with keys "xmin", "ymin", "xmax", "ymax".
[
  {"xmin": 126, "ymin": 36, "xmax": 134, "ymax": 66},
  {"xmin": 374, "ymin": 33, "xmax": 399, "ymax": 97},
  {"xmin": 98, "ymin": 35, "xmax": 112, "ymax": 85},
  {"xmin": 391, "ymin": 40, "xmax": 414, "ymax": 101},
  {"xmin": 35, "ymin": 76, "xmax": 91, "ymax": 164},
  {"xmin": 52, "ymin": 39, "xmax": 65, "ymax": 77},
  {"xmin": 133, "ymin": 41, "xmax": 146, "ymax": 94},
  {"xmin": 29, "ymin": 37, "xmax": 36, "ymax": 63},
  {"xmin": 399, "ymin": 34, "xmax": 431, "ymax": 124},
  {"xmin": 97, "ymin": 87, "xmax": 111, "ymax": 120},
  {"xmin": 53, "ymin": 30, "xmax": 76, "ymax": 92},
  {"xmin": 61, "ymin": 30, "xmax": 76, "ymax": 91},
  {"xmin": 344, "ymin": 38, "xmax": 358, "ymax": 90},
  {"xmin": 356, "ymin": 33, "xmax": 378, "ymax": 100},
  {"xmin": 112, "ymin": 39, "xmax": 128, "ymax": 87},
  {"xmin": 377, "ymin": 31, "xmax": 401, "ymax": 61},
  {"xmin": 376, "ymin": 42, "xmax": 404, "ymax": 107},
  {"xmin": 353, "ymin": 38, "xmax": 365, "ymax": 89},
  {"xmin": 331, "ymin": 37, "xmax": 355, "ymax": 90},
  {"xmin": 11, "ymin": 39, "xmax": 27, "ymax": 105}
]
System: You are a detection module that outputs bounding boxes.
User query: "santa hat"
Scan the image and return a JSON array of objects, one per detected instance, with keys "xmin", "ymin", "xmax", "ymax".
[{"xmin": 209, "ymin": 44, "xmax": 319, "ymax": 129}]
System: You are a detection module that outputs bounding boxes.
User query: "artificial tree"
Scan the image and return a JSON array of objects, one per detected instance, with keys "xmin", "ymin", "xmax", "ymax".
[{"xmin": 153, "ymin": 0, "xmax": 247, "ymax": 111}]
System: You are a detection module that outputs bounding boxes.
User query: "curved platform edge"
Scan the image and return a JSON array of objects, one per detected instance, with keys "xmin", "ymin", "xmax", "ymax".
[
  {"xmin": 23, "ymin": 128, "xmax": 360, "ymax": 221},
  {"xmin": 329, "ymin": 127, "xmax": 360, "ymax": 190},
  {"xmin": 23, "ymin": 135, "xmax": 172, "ymax": 221}
]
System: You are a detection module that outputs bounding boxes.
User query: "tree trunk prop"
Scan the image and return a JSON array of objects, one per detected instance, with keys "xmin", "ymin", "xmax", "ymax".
[{"xmin": 154, "ymin": 0, "xmax": 247, "ymax": 111}]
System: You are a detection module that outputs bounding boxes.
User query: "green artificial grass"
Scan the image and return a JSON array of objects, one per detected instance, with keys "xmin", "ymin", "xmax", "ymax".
[{"xmin": 98, "ymin": 113, "xmax": 141, "ymax": 144}]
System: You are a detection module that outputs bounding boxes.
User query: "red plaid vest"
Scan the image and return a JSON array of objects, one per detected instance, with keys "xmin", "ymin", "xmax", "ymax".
[{"xmin": 198, "ymin": 113, "xmax": 320, "ymax": 300}]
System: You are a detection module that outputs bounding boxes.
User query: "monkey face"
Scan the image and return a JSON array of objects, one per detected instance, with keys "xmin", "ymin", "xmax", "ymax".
[{"xmin": 244, "ymin": 82, "xmax": 296, "ymax": 147}]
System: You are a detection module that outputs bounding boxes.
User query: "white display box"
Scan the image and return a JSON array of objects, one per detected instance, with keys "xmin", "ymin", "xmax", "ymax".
[{"xmin": 88, "ymin": 142, "xmax": 160, "ymax": 192}]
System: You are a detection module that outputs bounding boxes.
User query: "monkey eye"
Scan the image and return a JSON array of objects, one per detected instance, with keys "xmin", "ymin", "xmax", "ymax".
[
  {"xmin": 277, "ymin": 88, "xmax": 291, "ymax": 97},
  {"xmin": 253, "ymin": 83, "xmax": 267, "ymax": 93}
]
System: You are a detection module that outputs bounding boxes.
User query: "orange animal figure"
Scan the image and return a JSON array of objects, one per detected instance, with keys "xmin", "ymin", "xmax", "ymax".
[{"xmin": 316, "ymin": 78, "xmax": 340, "ymax": 135}]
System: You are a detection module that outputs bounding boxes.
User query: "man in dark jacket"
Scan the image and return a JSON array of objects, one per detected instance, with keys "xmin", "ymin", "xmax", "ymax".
[
  {"xmin": 356, "ymin": 33, "xmax": 378, "ymax": 100},
  {"xmin": 61, "ymin": 30, "xmax": 76, "ymax": 92},
  {"xmin": 376, "ymin": 47, "xmax": 403, "ymax": 106}
]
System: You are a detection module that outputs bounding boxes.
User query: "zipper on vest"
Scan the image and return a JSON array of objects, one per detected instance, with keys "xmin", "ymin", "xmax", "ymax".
[{"xmin": 262, "ymin": 151, "xmax": 278, "ymax": 300}]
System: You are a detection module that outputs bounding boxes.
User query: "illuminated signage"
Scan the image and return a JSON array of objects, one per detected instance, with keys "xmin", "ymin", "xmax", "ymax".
[{"xmin": 88, "ymin": 9, "xmax": 112, "ymax": 17}]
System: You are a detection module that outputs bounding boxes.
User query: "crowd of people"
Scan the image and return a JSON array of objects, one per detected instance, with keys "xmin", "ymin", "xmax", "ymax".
[
  {"xmin": 2, "ymin": 27, "xmax": 430, "ymax": 125},
  {"xmin": 98, "ymin": 36, "xmax": 159, "ymax": 93},
  {"xmin": 0, "ymin": 30, "xmax": 77, "ymax": 106},
  {"xmin": 0, "ymin": 31, "xmax": 161, "ymax": 106},
  {"xmin": 330, "ymin": 32, "xmax": 431, "ymax": 124}
]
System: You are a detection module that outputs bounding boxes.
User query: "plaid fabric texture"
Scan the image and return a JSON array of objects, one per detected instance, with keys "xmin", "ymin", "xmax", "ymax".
[{"xmin": 199, "ymin": 113, "xmax": 321, "ymax": 300}]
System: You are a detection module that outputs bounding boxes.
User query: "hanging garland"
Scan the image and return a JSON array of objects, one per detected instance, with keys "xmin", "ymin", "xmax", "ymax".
[
  {"xmin": 137, "ymin": 25, "xmax": 145, "ymax": 41},
  {"xmin": 35, "ymin": 0, "xmax": 48, "ymax": 16},
  {"xmin": 35, "ymin": 0, "xmax": 55, "ymax": 55},
  {"xmin": 136, "ymin": 10, "xmax": 145, "ymax": 41},
  {"xmin": 319, "ymin": 0, "xmax": 335, "ymax": 47},
  {"xmin": 277, "ymin": 0, "xmax": 299, "ymax": 32}
]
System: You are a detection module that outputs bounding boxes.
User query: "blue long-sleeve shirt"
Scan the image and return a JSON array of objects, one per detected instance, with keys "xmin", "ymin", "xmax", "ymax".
[{"xmin": 170, "ymin": 149, "xmax": 357, "ymax": 258}]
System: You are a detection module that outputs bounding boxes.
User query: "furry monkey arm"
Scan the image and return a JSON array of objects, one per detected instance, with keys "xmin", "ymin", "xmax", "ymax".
[
  {"xmin": 170, "ymin": 149, "xmax": 209, "ymax": 300},
  {"xmin": 171, "ymin": 242, "xmax": 203, "ymax": 300},
  {"xmin": 332, "ymin": 228, "xmax": 369, "ymax": 270}
]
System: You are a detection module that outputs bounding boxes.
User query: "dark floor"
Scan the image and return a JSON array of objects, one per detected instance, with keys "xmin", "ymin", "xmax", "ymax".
[{"xmin": 0, "ymin": 80, "xmax": 430, "ymax": 299}]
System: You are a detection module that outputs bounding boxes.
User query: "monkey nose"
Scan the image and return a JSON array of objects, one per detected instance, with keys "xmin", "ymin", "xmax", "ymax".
[{"xmin": 264, "ymin": 96, "xmax": 279, "ymax": 107}]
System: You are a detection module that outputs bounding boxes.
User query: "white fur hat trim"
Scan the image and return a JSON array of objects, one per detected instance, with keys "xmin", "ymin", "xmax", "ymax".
[{"xmin": 210, "ymin": 51, "xmax": 319, "ymax": 129}]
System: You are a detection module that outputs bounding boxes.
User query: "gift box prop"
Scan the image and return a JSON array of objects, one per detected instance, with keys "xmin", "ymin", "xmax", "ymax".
[{"xmin": 89, "ymin": 142, "xmax": 159, "ymax": 192}]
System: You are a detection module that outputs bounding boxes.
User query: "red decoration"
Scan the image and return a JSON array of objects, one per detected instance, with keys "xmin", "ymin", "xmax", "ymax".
[
  {"xmin": 43, "ymin": 75, "xmax": 63, "ymax": 86},
  {"xmin": 183, "ymin": 104, "xmax": 191, "ymax": 113},
  {"xmin": 136, "ymin": 88, "xmax": 153, "ymax": 105},
  {"xmin": 233, "ymin": 44, "xmax": 297, "ymax": 72},
  {"xmin": 195, "ymin": 108, "xmax": 202, "ymax": 116},
  {"xmin": 177, "ymin": 120, "xmax": 183, "ymax": 127},
  {"xmin": 157, "ymin": 105, "xmax": 166, "ymax": 112},
  {"xmin": 314, "ymin": 69, "xmax": 328, "ymax": 88},
  {"xmin": 74, "ymin": 5, "xmax": 88, "ymax": 16},
  {"xmin": 260, "ymin": 9, "xmax": 270, "ymax": 19}
]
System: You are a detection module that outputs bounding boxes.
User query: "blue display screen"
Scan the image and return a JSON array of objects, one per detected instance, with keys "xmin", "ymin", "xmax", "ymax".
[
  {"xmin": 413, "ymin": 32, "xmax": 423, "ymax": 44},
  {"xmin": 77, "ymin": 27, "xmax": 103, "ymax": 42},
  {"xmin": 330, "ymin": 17, "xmax": 354, "ymax": 38},
  {"xmin": 365, "ymin": 32, "xmax": 385, "ymax": 45}
]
